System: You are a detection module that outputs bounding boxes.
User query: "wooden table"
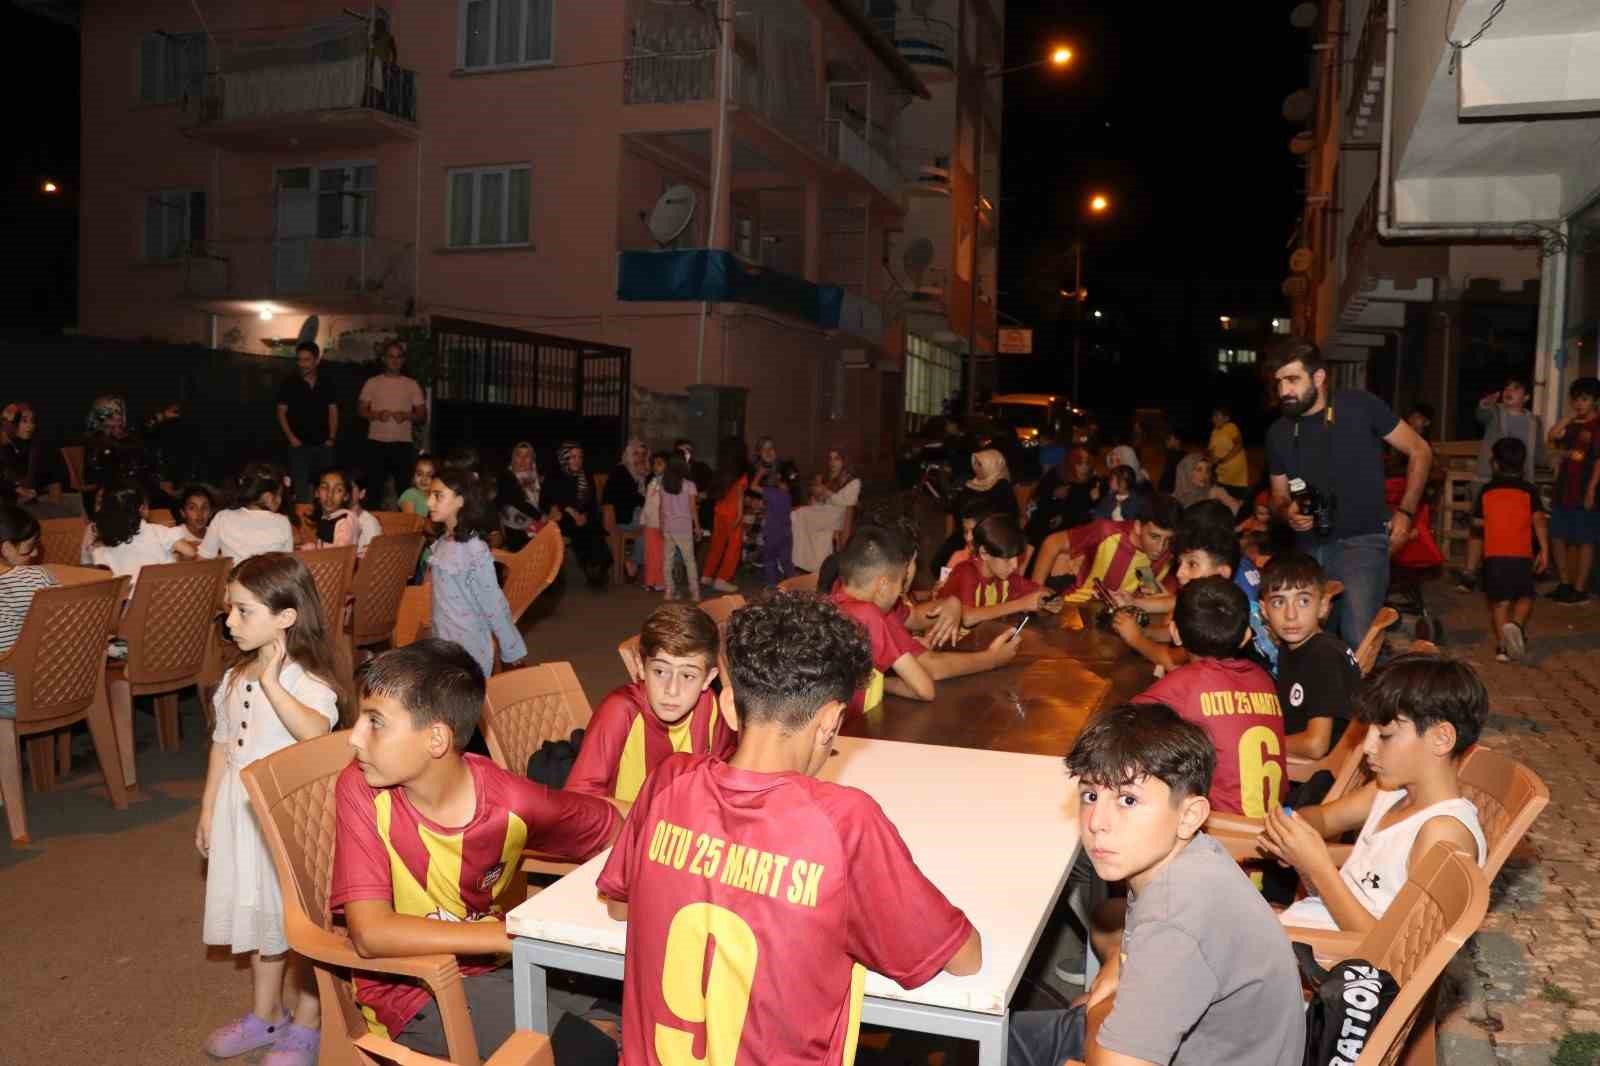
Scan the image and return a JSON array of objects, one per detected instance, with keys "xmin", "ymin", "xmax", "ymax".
[
  {"xmin": 842, "ymin": 607, "xmax": 1154, "ymax": 756},
  {"xmin": 508, "ymin": 737, "xmax": 1084, "ymax": 1066}
]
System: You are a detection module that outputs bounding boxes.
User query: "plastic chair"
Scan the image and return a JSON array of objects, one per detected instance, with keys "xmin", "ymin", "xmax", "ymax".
[
  {"xmin": 108, "ymin": 557, "xmax": 231, "ymax": 784},
  {"xmin": 240, "ymin": 732, "xmax": 552, "ymax": 1066},
  {"xmin": 0, "ymin": 575, "xmax": 131, "ymax": 842},
  {"xmin": 1354, "ymin": 606, "xmax": 1401, "ymax": 676},
  {"xmin": 371, "ymin": 510, "xmax": 426, "ymax": 536},
  {"xmin": 297, "ymin": 545, "xmax": 358, "ymax": 634},
  {"xmin": 699, "ymin": 594, "xmax": 745, "ymax": 626},
  {"xmin": 1457, "ymin": 745, "xmax": 1549, "ymax": 883},
  {"xmin": 59, "ymin": 445, "xmax": 85, "ymax": 492},
  {"xmin": 616, "ymin": 634, "xmax": 643, "ymax": 682},
  {"xmin": 603, "ymin": 503, "xmax": 639, "ymax": 586},
  {"xmin": 393, "ymin": 581, "xmax": 430, "ymax": 647},
  {"xmin": 779, "ymin": 572, "xmax": 819, "ymax": 593},
  {"xmin": 492, "ymin": 521, "xmax": 563, "ymax": 624},
  {"xmin": 482, "ymin": 664, "xmax": 595, "ymax": 877},
  {"xmin": 38, "ymin": 516, "xmax": 87, "ymax": 566},
  {"xmin": 347, "ymin": 533, "xmax": 425, "ymax": 655}
]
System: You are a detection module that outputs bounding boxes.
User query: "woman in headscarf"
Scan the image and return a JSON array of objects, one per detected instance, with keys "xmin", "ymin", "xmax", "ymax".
[
  {"xmin": 790, "ymin": 447, "xmax": 862, "ymax": 573},
  {"xmin": 1026, "ymin": 445, "xmax": 1101, "ymax": 547},
  {"xmin": 84, "ymin": 395, "xmax": 156, "ymax": 506},
  {"xmin": 931, "ymin": 448, "xmax": 1018, "ymax": 572},
  {"xmin": 0, "ymin": 403, "xmax": 59, "ymax": 505},
  {"xmin": 1172, "ymin": 453, "xmax": 1241, "ymax": 514},
  {"xmin": 544, "ymin": 440, "xmax": 612, "ymax": 585},
  {"xmin": 495, "ymin": 441, "xmax": 544, "ymax": 551},
  {"xmin": 602, "ymin": 438, "xmax": 651, "ymax": 581}
]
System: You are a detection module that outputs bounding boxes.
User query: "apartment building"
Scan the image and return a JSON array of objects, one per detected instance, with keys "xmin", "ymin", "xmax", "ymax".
[
  {"xmin": 1288, "ymin": 0, "xmax": 1600, "ymax": 438},
  {"xmin": 24, "ymin": 0, "xmax": 1003, "ymax": 468}
]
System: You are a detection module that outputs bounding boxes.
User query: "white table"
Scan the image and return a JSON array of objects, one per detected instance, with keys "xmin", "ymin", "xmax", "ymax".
[{"xmin": 508, "ymin": 737, "xmax": 1086, "ymax": 1065}]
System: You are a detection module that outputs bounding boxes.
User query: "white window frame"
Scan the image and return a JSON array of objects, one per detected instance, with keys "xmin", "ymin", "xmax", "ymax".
[
  {"xmin": 456, "ymin": 0, "xmax": 555, "ymax": 72},
  {"xmin": 446, "ymin": 164, "xmax": 534, "ymax": 248},
  {"xmin": 138, "ymin": 31, "xmax": 207, "ymax": 105},
  {"xmin": 142, "ymin": 188, "xmax": 206, "ymax": 262}
]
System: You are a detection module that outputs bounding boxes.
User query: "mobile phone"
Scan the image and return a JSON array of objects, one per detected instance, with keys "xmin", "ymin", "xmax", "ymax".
[
  {"xmin": 1092, "ymin": 578, "xmax": 1117, "ymax": 608},
  {"xmin": 1010, "ymin": 615, "xmax": 1030, "ymax": 640},
  {"xmin": 1135, "ymin": 565, "xmax": 1161, "ymax": 595}
]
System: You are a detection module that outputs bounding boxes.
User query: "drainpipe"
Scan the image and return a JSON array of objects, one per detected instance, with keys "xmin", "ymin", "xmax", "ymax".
[
  {"xmin": 695, "ymin": 0, "xmax": 734, "ymax": 385},
  {"xmin": 1434, "ymin": 309, "xmax": 1452, "ymax": 439}
]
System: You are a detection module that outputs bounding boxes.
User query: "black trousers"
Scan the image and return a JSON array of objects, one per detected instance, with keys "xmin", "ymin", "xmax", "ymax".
[{"xmin": 367, "ymin": 439, "xmax": 416, "ymax": 507}]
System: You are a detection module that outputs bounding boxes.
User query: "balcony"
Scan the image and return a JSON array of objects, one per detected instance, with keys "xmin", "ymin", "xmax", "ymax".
[
  {"xmin": 618, "ymin": 249, "xmax": 851, "ymax": 328},
  {"xmin": 184, "ymin": 47, "xmax": 418, "ymax": 153},
  {"xmin": 179, "ymin": 236, "xmax": 415, "ymax": 313},
  {"xmin": 824, "ymin": 119, "xmax": 903, "ymax": 202},
  {"xmin": 871, "ymin": 14, "xmax": 956, "ymax": 82}
]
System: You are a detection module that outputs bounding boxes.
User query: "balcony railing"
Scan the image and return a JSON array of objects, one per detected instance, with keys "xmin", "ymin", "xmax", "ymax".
[
  {"xmin": 191, "ymin": 61, "xmax": 416, "ymax": 126},
  {"xmin": 871, "ymin": 14, "xmax": 956, "ymax": 78},
  {"xmin": 825, "ymin": 119, "xmax": 903, "ymax": 201},
  {"xmin": 180, "ymin": 235, "xmax": 415, "ymax": 307}
]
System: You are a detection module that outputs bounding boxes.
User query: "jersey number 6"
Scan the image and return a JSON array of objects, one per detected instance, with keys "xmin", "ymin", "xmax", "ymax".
[
  {"xmin": 656, "ymin": 902, "xmax": 759, "ymax": 1066},
  {"xmin": 1237, "ymin": 725, "xmax": 1285, "ymax": 819}
]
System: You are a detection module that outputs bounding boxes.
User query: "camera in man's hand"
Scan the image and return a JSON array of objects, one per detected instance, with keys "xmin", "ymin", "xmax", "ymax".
[{"xmin": 1288, "ymin": 478, "xmax": 1335, "ymax": 538}]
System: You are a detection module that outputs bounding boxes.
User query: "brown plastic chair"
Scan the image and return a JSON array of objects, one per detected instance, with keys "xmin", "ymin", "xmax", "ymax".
[
  {"xmin": 39, "ymin": 516, "xmax": 87, "ymax": 566},
  {"xmin": 108, "ymin": 557, "xmax": 231, "ymax": 784},
  {"xmin": 393, "ymin": 581, "xmax": 431, "ymax": 647},
  {"xmin": 371, "ymin": 509, "xmax": 427, "ymax": 537},
  {"xmin": 779, "ymin": 572, "xmax": 819, "ymax": 593},
  {"xmin": 146, "ymin": 508, "xmax": 176, "ymax": 527},
  {"xmin": 0, "ymin": 575, "xmax": 131, "ymax": 842},
  {"xmin": 699, "ymin": 594, "xmax": 745, "ymax": 626},
  {"xmin": 482, "ymin": 664, "xmax": 596, "ymax": 878},
  {"xmin": 347, "ymin": 533, "xmax": 425, "ymax": 655},
  {"xmin": 59, "ymin": 445, "xmax": 85, "ymax": 492},
  {"xmin": 240, "ymin": 732, "xmax": 553, "ymax": 1066},
  {"xmin": 1354, "ymin": 606, "xmax": 1401, "ymax": 676},
  {"xmin": 492, "ymin": 521, "xmax": 563, "ymax": 624},
  {"xmin": 297, "ymin": 545, "xmax": 358, "ymax": 634},
  {"xmin": 1457, "ymin": 744, "xmax": 1549, "ymax": 883},
  {"xmin": 616, "ymin": 634, "xmax": 643, "ymax": 682}
]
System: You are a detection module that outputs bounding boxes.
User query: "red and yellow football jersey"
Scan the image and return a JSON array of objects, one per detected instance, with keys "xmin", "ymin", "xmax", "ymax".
[
  {"xmin": 598, "ymin": 754, "xmax": 974, "ymax": 1066},
  {"xmin": 935, "ymin": 557, "xmax": 1041, "ymax": 608},
  {"xmin": 1057, "ymin": 519, "xmax": 1174, "ymax": 604},
  {"xmin": 330, "ymin": 754, "xmax": 619, "ymax": 1038},
  {"xmin": 567, "ymin": 681, "xmax": 736, "ymax": 803},
  {"xmin": 829, "ymin": 589, "xmax": 926, "ymax": 714},
  {"xmin": 1133, "ymin": 658, "xmax": 1287, "ymax": 817}
]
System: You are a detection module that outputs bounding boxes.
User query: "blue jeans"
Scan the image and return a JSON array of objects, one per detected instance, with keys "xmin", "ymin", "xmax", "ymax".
[
  {"xmin": 1009, "ymin": 1005, "xmax": 1088, "ymax": 1066},
  {"xmin": 287, "ymin": 444, "xmax": 336, "ymax": 503},
  {"xmin": 1307, "ymin": 531, "xmax": 1390, "ymax": 648}
]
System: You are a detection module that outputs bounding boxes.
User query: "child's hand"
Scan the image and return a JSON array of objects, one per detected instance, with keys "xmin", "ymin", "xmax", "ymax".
[
  {"xmin": 986, "ymin": 628, "xmax": 1021, "ymax": 666},
  {"xmin": 259, "ymin": 637, "xmax": 287, "ymax": 686},
  {"xmin": 1535, "ymin": 550, "xmax": 1549, "ymax": 575},
  {"xmin": 1039, "ymin": 594, "xmax": 1064, "ymax": 615},
  {"xmin": 1109, "ymin": 609, "xmax": 1143, "ymax": 644},
  {"xmin": 1258, "ymin": 805, "xmax": 1334, "ymax": 878},
  {"xmin": 195, "ymin": 810, "xmax": 212, "ymax": 858},
  {"xmin": 924, "ymin": 597, "xmax": 964, "ymax": 648}
]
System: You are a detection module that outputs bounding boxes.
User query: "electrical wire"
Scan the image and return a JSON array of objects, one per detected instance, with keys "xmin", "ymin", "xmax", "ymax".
[{"xmin": 1445, "ymin": 0, "xmax": 1507, "ymax": 74}]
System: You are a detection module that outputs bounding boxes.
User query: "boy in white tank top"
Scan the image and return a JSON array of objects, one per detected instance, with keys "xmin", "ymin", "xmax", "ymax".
[{"xmin": 1252, "ymin": 654, "xmax": 1488, "ymax": 933}]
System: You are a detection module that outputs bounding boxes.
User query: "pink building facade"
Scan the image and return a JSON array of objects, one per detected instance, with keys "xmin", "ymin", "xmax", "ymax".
[{"xmin": 60, "ymin": 0, "xmax": 1000, "ymax": 470}]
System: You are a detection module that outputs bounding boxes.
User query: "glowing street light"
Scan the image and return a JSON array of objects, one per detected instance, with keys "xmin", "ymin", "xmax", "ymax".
[
  {"xmin": 1089, "ymin": 194, "xmax": 1109, "ymax": 213},
  {"xmin": 1093, "ymin": 310, "xmax": 1104, "ymax": 319},
  {"xmin": 1051, "ymin": 46, "xmax": 1073, "ymax": 66},
  {"xmin": 41, "ymin": 181, "xmax": 58, "ymax": 194}
]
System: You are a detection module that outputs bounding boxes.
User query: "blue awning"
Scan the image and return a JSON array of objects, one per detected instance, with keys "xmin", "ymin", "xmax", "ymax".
[{"xmin": 617, "ymin": 250, "xmax": 844, "ymax": 330}]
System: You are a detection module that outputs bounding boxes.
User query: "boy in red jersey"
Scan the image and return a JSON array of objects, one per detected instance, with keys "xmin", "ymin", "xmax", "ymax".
[
  {"xmin": 831, "ymin": 525, "xmax": 1018, "ymax": 712},
  {"xmin": 1132, "ymin": 577, "xmax": 1286, "ymax": 818},
  {"xmin": 331, "ymin": 640, "xmax": 621, "ymax": 1058},
  {"xmin": 937, "ymin": 513, "xmax": 1064, "ymax": 625},
  {"xmin": 597, "ymin": 593, "xmax": 983, "ymax": 1066},
  {"xmin": 567, "ymin": 603, "xmax": 735, "ymax": 808}
]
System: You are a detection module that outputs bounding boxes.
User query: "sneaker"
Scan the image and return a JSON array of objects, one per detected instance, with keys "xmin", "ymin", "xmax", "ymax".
[
  {"xmin": 1554, "ymin": 586, "xmax": 1590, "ymax": 605},
  {"xmin": 1500, "ymin": 622, "xmax": 1525, "ymax": 661},
  {"xmin": 1495, "ymin": 647, "xmax": 1510, "ymax": 663},
  {"xmin": 204, "ymin": 1011, "xmax": 290, "ymax": 1059},
  {"xmin": 261, "ymin": 1023, "xmax": 320, "ymax": 1066},
  {"xmin": 1454, "ymin": 571, "xmax": 1477, "ymax": 593},
  {"xmin": 1547, "ymin": 583, "xmax": 1576, "ymax": 601},
  {"xmin": 711, "ymin": 579, "xmax": 739, "ymax": 593}
]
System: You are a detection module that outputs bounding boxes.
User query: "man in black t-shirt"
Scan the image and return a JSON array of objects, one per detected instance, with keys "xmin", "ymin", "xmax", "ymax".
[
  {"xmin": 276, "ymin": 341, "xmax": 339, "ymax": 501},
  {"xmin": 1264, "ymin": 340, "xmax": 1432, "ymax": 646},
  {"xmin": 1259, "ymin": 554, "xmax": 1361, "ymax": 807}
]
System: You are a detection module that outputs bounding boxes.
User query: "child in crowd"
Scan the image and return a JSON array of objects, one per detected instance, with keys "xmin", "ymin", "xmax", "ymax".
[
  {"xmin": 1132, "ymin": 576, "xmax": 1286, "ymax": 817},
  {"xmin": 397, "ymin": 455, "xmax": 434, "ymax": 517},
  {"xmin": 1471, "ymin": 438, "xmax": 1550, "ymax": 662},
  {"xmin": 1236, "ymin": 490, "xmax": 1273, "ymax": 535},
  {"xmin": 658, "ymin": 455, "xmax": 700, "ymax": 601},
  {"xmin": 640, "ymin": 450, "xmax": 667, "ymax": 593},
  {"xmin": 345, "ymin": 468, "xmax": 382, "ymax": 556},
  {"xmin": 567, "ymin": 602, "xmax": 734, "ymax": 808},
  {"xmin": 87, "ymin": 481, "xmax": 192, "ymax": 592},
  {"xmin": 1258, "ymin": 555, "xmax": 1361, "ymax": 791},
  {"xmin": 1030, "ymin": 495, "xmax": 1179, "ymax": 603},
  {"xmin": 941, "ymin": 497, "xmax": 996, "ymax": 581},
  {"xmin": 199, "ymin": 464, "xmax": 295, "ymax": 565},
  {"xmin": 1544, "ymin": 376, "xmax": 1600, "ymax": 604},
  {"xmin": 1262, "ymin": 655, "xmax": 1487, "ymax": 933},
  {"xmin": 1091, "ymin": 465, "xmax": 1148, "ymax": 522},
  {"xmin": 425, "ymin": 466, "xmax": 527, "ymax": 679},
  {"xmin": 936, "ymin": 514, "xmax": 1062, "ymax": 625},
  {"xmin": 197, "ymin": 553, "xmax": 343, "ymax": 1066},
  {"xmin": 1458, "ymin": 377, "xmax": 1543, "ymax": 592},
  {"xmin": 702, "ymin": 439, "xmax": 749, "ymax": 594},
  {"xmin": 1008, "ymin": 703, "xmax": 1304, "ymax": 1066},
  {"xmin": 304, "ymin": 468, "xmax": 357, "ymax": 551},
  {"xmin": 179, "ymin": 483, "xmax": 217, "ymax": 543},
  {"xmin": 1241, "ymin": 528, "xmax": 1272, "ymax": 571},
  {"xmin": 598, "ymin": 594, "xmax": 982, "ymax": 1066},
  {"xmin": 333, "ymin": 640, "xmax": 622, "ymax": 1057},
  {"xmin": 0, "ymin": 504, "xmax": 55, "ymax": 719},
  {"xmin": 760, "ymin": 459, "xmax": 798, "ymax": 584},
  {"xmin": 832, "ymin": 525, "xmax": 1020, "ymax": 712}
]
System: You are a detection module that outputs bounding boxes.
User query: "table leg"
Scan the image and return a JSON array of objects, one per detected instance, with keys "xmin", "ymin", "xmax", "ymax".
[
  {"xmin": 861, "ymin": 998, "xmax": 1006, "ymax": 1066},
  {"xmin": 977, "ymin": 1018, "xmax": 1008, "ymax": 1066},
  {"xmin": 511, "ymin": 938, "xmax": 551, "ymax": 1034}
]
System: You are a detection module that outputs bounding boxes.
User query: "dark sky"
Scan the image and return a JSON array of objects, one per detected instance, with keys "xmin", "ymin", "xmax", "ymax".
[{"xmin": 998, "ymin": 1, "xmax": 1310, "ymax": 327}]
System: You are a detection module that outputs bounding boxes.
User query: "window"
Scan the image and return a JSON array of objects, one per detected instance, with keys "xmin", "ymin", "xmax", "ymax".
[
  {"xmin": 459, "ymin": 0, "xmax": 554, "ymax": 70},
  {"xmin": 447, "ymin": 165, "xmax": 532, "ymax": 247},
  {"xmin": 906, "ymin": 333, "xmax": 961, "ymax": 418},
  {"xmin": 1216, "ymin": 347, "xmax": 1258, "ymax": 368},
  {"xmin": 139, "ymin": 32, "xmax": 207, "ymax": 104},
  {"xmin": 317, "ymin": 165, "xmax": 377, "ymax": 238},
  {"xmin": 143, "ymin": 190, "xmax": 206, "ymax": 261}
]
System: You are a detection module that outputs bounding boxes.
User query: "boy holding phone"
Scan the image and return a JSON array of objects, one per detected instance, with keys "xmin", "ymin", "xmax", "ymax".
[{"xmin": 937, "ymin": 514, "xmax": 1064, "ymax": 625}]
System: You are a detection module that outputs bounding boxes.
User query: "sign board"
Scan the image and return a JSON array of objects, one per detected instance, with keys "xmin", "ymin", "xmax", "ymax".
[{"xmin": 997, "ymin": 327, "xmax": 1033, "ymax": 355}]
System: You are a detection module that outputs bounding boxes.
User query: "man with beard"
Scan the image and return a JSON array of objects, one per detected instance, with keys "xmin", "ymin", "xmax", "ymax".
[{"xmin": 1265, "ymin": 340, "xmax": 1431, "ymax": 647}]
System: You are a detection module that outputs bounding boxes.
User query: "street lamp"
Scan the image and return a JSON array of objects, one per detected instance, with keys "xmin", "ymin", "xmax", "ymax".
[
  {"xmin": 41, "ymin": 181, "xmax": 58, "ymax": 194},
  {"xmin": 966, "ymin": 44, "xmax": 1076, "ymax": 414},
  {"xmin": 1070, "ymin": 193, "xmax": 1111, "ymax": 403}
]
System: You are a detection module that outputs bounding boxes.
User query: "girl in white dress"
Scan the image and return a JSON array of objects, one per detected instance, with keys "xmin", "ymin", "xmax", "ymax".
[
  {"xmin": 197, "ymin": 552, "xmax": 343, "ymax": 1065},
  {"xmin": 199, "ymin": 464, "xmax": 295, "ymax": 566},
  {"xmin": 790, "ymin": 447, "xmax": 862, "ymax": 572}
]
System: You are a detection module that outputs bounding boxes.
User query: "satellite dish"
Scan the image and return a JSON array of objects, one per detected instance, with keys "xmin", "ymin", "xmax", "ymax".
[
  {"xmin": 647, "ymin": 185, "xmax": 697, "ymax": 247},
  {"xmin": 1289, "ymin": 248, "xmax": 1313, "ymax": 274},
  {"xmin": 1289, "ymin": 3, "xmax": 1319, "ymax": 29},
  {"xmin": 1282, "ymin": 89, "xmax": 1314, "ymax": 124},
  {"xmin": 902, "ymin": 237, "xmax": 935, "ymax": 285},
  {"xmin": 297, "ymin": 315, "xmax": 320, "ymax": 346}
]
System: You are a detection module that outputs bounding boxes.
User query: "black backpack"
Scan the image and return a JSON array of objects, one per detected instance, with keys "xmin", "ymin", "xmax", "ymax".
[
  {"xmin": 526, "ymin": 728, "xmax": 585, "ymax": 789},
  {"xmin": 1294, "ymin": 942, "xmax": 1401, "ymax": 1066}
]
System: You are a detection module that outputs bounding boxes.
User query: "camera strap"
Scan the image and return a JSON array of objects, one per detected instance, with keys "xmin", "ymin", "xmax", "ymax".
[{"xmin": 1292, "ymin": 398, "xmax": 1335, "ymax": 484}]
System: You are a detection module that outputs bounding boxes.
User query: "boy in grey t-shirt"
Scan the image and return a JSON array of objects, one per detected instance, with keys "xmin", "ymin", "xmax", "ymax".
[{"xmin": 1010, "ymin": 703, "xmax": 1305, "ymax": 1066}]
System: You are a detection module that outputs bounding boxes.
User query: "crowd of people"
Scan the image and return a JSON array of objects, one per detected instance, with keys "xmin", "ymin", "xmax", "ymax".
[{"xmin": 1, "ymin": 333, "xmax": 1585, "ymax": 1066}]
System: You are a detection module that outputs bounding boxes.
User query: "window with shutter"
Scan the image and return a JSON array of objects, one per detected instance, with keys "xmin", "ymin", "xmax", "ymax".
[
  {"xmin": 458, "ymin": 0, "xmax": 553, "ymax": 70},
  {"xmin": 138, "ymin": 32, "xmax": 208, "ymax": 104}
]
